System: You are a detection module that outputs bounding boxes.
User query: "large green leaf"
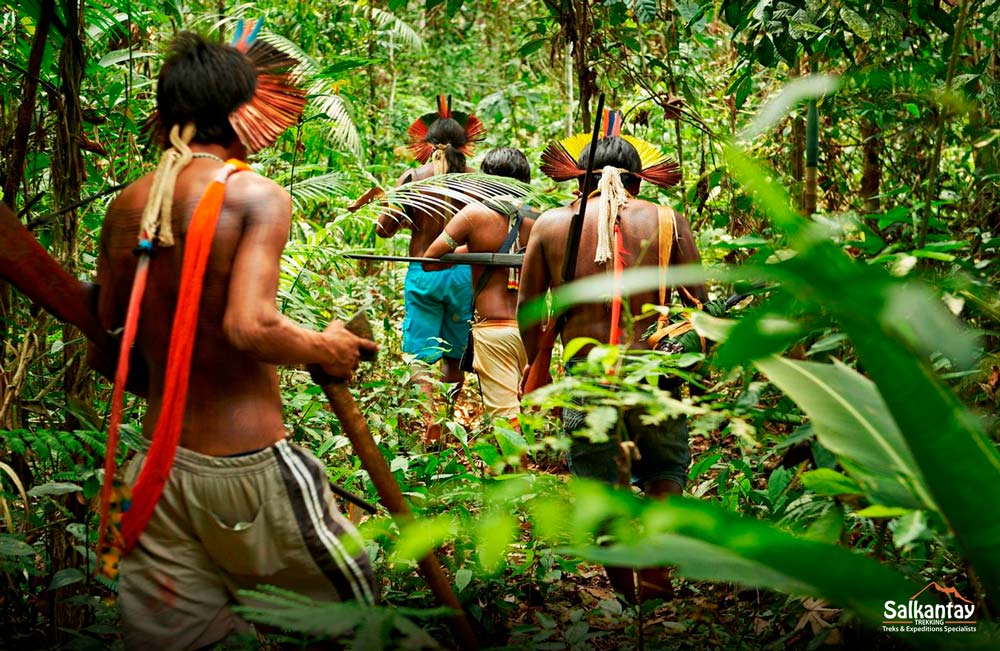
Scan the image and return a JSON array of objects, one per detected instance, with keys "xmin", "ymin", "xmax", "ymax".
[
  {"xmin": 234, "ymin": 585, "xmax": 448, "ymax": 643},
  {"xmin": 560, "ymin": 496, "xmax": 976, "ymax": 648},
  {"xmin": 723, "ymin": 146, "xmax": 1000, "ymax": 603},
  {"xmin": 754, "ymin": 356, "xmax": 936, "ymax": 510}
]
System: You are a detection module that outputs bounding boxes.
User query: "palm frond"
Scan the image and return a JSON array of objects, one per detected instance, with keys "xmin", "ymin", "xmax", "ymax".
[
  {"xmin": 259, "ymin": 32, "xmax": 363, "ymax": 156},
  {"xmin": 368, "ymin": 173, "xmax": 534, "ymax": 225},
  {"xmin": 308, "ymin": 85, "xmax": 362, "ymax": 156},
  {"xmin": 368, "ymin": 6, "xmax": 424, "ymax": 50},
  {"xmin": 286, "ymin": 172, "xmax": 353, "ymax": 209},
  {"xmin": 258, "ymin": 31, "xmax": 321, "ymax": 77}
]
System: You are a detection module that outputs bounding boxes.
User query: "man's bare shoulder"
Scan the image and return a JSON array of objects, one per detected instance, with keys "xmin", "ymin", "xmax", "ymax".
[
  {"xmin": 224, "ymin": 170, "xmax": 291, "ymax": 213},
  {"xmin": 105, "ymin": 173, "xmax": 154, "ymax": 218},
  {"xmin": 459, "ymin": 201, "xmax": 498, "ymax": 223},
  {"xmin": 534, "ymin": 205, "xmax": 575, "ymax": 228}
]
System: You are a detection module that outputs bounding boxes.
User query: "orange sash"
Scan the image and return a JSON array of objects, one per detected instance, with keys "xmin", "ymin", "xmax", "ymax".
[{"xmin": 98, "ymin": 160, "xmax": 251, "ymax": 566}]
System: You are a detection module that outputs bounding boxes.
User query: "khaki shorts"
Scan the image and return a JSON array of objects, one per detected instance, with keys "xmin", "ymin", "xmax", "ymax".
[
  {"xmin": 471, "ymin": 320, "xmax": 527, "ymax": 420},
  {"xmin": 119, "ymin": 439, "xmax": 375, "ymax": 651}
]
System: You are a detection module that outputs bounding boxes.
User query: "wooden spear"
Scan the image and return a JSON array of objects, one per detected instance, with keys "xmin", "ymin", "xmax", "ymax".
[{"xmin": 307, "ymin": 313, "xmax": 479, "ymax": 650}]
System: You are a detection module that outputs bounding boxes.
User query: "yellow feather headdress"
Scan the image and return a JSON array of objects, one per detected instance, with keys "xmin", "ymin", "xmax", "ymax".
[{"xmin": 540, "ymin": 110, "xmax": 681, "ymax": 189}]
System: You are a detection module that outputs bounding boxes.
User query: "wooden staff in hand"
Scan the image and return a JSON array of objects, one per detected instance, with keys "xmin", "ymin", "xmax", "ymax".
[{"xmin": 308, "ymin": 313, "xmax": 479, "ymax": 651}]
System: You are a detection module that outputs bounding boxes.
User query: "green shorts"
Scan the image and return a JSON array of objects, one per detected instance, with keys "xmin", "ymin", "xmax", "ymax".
[
  {"xmin": 563, "ymin": 405, "xmax": 691, "ymax": 491},
  {"xmin": 561, "ymin": 356, "xmax": 691, "ymax": 491},
  {"xmin": 119, "ymin": 439, "xmax": 375, "ymax": 650}
]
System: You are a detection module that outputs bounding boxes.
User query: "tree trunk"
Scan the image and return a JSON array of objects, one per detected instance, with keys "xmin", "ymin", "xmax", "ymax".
[
  {"xmin": 51, "ymin": 0, "xmax": 89, "ymax": 431},
  {"xmin": 860, "ymin": 113, "xmax": 882, "ymax": 214},
  {"xmin": 790, "ymin": 114, "xmax": 805, "ymax": 209},
  {"xmin": 574, "ymin": 1, "xmax": 595, "ymax": 127},
  {"xmin": 49, "ymin": 0, "xmax": 92, "ymax": 635},
  {"xmin": 803, "ymin": 99, "xmax": 818, "ymax": 216}
]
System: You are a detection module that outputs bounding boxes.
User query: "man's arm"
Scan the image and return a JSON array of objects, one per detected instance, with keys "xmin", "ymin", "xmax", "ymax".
[
  {"xmin": 223, "ymin": 174, "xmax": 377, "ymax": 379},
  {"xmin": 375, "ymin": 170, "xmax": 414, "ymax": 239},
  {"xmin": 421, "ymin": 206, "xmax": 475, "ymax": 271},
  {"xmin": 673, "ymin": 211, "xmax": 708, "ymax": 305},
  {"xmin": 86, "ymin": 214, "xmax": 149, "ymax": 395},
  {"xmin": 86, "ymin": 224, "xmax": 120, "ymax": 379},
  {"xmin": 517, "ymin": 213, "xmax": 554, "ymax": 364}
]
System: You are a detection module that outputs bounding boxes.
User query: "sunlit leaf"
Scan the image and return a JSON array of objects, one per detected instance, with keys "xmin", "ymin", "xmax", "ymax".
[
  {"xmin": 739, "ymin": 75, "xmax": 839, "ymax": 140},
  {"xmin": 755, "ymin": 357, "xmax": 935, "ymax": 510},
  {"xmin": 801, "ymin": 469, "xmax": 862, "ymax": 496}
]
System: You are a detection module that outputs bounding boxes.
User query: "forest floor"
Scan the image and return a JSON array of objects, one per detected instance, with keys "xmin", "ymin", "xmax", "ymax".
[{"xmin": 412, "ymin": 384, "xmax": 905, "ymax": 651}]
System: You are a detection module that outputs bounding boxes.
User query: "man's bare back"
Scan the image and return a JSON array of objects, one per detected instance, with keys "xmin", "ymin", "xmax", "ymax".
[
  {"xmin": 95, "ymin": 156, "xmax": 374, "ymax": 456},
  {"xmin": 423, "ymin": 201, "xmax": 534, "ymax": 321},
  {"xmin": 518, "ymin": 196, "xmax": 706, "ymax": 360}
]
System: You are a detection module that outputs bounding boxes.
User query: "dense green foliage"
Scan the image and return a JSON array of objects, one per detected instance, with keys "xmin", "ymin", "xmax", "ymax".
[{"xmin": 1, "ymin": 0, "xmax": 999, "ymax": 649}]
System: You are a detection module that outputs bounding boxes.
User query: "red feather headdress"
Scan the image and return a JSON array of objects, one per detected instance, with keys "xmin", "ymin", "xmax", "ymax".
[
  {"xmin": 406, "ymin": 94, "xmax": 486, "ymax": 163},
  {"xmin": 540, "ymin": 108, "xmax": 681, "ymax": 189},
  {"xmin": 146, "ymin": 19, "xmax": 307, "ymax": 153}
]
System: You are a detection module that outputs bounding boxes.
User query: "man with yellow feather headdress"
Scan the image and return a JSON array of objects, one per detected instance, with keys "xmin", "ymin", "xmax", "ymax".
[{"xmin": 518, "ymin": 112, "xmax": 707, "ymax": 603}]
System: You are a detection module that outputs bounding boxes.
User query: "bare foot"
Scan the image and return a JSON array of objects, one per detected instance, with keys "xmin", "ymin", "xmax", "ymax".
[
  {"xmin": 422, "ymin": 421, "xmax": 442, "ymax": 448},
  {"xmin": 638, "ymin": 566, "xmax": 675, "ymax": 601}
]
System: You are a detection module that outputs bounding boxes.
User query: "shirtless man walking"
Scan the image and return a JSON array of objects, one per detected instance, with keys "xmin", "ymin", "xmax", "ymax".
[
  {"xmin": 518, "ymin": 134, "xmax": 706, "ymax": 602},
  {"xmin": 375, "ymin": 97, "xmax": 486, "ymax": 444},
  {"xmin": 88, "ymin": 32, "xmax": 377, "ymax": 649},
  {"xmin": 423, "ymin": 147, "xmax": 536, "ymax": 423}
]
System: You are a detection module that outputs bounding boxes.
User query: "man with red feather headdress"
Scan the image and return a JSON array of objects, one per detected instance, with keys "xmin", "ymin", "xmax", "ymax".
[
  {"xmin": 88, "ymin": 26, "xmax": 377, "ymax": 649},
  {"xmin": 374, "ymin": 96, "xmax": 486, "ymax": 445},
  {"xmin": 518, "ymin": 113, "xmax": 707, "ymax": 604}
]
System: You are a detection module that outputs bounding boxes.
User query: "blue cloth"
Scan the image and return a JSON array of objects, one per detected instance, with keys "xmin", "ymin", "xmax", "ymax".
[{"xmin": 402, "ymin": 263, "xmax": 473, "ymax": 363}]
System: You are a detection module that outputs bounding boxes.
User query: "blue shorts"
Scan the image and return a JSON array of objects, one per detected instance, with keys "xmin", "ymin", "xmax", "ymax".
[{"xmin": 402, "ymin": 263, "xmax": 473, "ymax": 363}]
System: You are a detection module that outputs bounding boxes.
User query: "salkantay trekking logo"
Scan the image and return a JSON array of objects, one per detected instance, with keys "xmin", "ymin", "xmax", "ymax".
[{"xmin": 882, "ymin": 582, "xmax": 977, "ymax": 634}]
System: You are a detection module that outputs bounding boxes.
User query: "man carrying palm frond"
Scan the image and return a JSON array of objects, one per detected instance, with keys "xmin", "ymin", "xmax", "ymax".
[{"xmin": 374, "ymin": 95, "xmax": 486, "ymax": 446}]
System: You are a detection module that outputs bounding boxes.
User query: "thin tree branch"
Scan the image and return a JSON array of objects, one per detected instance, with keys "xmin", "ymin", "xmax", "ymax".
[{"xmin": 917, "ymin": 0, "xmax": 973, "ymax": 248}]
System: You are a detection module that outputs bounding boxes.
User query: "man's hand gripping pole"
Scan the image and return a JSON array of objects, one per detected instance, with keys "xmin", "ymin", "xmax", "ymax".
[{"xmin": 307, "ymin": 313, "xmax": 479, "ymax": 651}]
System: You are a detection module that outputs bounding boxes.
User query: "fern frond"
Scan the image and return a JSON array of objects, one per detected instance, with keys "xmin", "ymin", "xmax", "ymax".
[
  {"xmin": 5, "ymin": 430, "xmax": 26, "ymax": 456},
  {"xmin": 72, "ymin": 430, "xmax": 107, "ymax": 458}
]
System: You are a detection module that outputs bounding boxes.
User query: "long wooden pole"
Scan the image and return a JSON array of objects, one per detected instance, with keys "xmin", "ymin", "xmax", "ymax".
[
  {"xmin": 522, "ymin": 92, "xmax": 605, "ymax": 394},
  {"xmin": 345, "ymin": 252, "xmax": 522, "ymax": 267},
  {"xmin": 308, "ymin": 314, "xmax": 479, "ymax": 650}
]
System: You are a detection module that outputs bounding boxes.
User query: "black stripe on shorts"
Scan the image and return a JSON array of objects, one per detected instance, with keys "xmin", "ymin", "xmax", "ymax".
[{"xmin": 274, "ymin": 444, "xmax": 374, "ymax": 603}]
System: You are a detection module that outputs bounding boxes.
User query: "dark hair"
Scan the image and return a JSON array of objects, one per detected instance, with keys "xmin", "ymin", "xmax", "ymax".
[
  {"xmin": 156, "ymin": 32, "xmax": 257, "ymax": 147},
  {"xmin": 426, "ymin": 117, "xmax": 468, "ymax": 172},
  {"xmin": 577, "ymin": 136, "xmax": 642, "ymax": 173},
  {"xmin": 481, "ymin": 147, "xmax": 530, "ymax": 183}
]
